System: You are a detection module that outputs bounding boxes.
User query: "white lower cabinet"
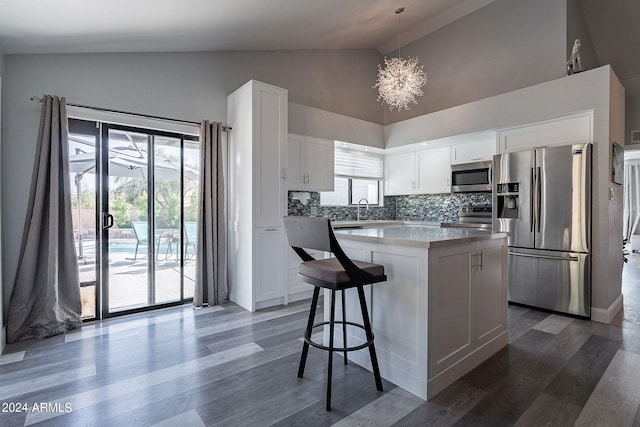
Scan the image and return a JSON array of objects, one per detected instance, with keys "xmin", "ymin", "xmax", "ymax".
[
  {"xmin": 473, "ymin": 239, "xmax": 508, "ymax": 347},
  {"xmin": 255, "ymin": 227, "xmax": 287, "ymax": 304},
  {"xmin": 287, "ymin": 246, "xmax": 325, "ymax": 301},
  {"xmin": 428, "ymin": 238, "xmax": 507, "ymax": 378}
]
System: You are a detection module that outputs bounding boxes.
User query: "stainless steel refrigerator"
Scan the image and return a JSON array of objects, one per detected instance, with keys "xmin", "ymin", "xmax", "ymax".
[{"xmin": 493, "ymin": 143, "xmax": 591, "ymax": 317}]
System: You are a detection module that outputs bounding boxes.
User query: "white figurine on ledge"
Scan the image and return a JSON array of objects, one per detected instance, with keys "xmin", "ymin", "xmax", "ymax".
[{"xmin": 567, "ymin": 38, "xmax": 584, "ymax": 75}]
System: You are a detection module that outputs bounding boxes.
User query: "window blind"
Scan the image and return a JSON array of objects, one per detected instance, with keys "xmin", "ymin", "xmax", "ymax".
[{"xmin": 334, "ymin": 147, "xmax": 383, "ymax": 180}]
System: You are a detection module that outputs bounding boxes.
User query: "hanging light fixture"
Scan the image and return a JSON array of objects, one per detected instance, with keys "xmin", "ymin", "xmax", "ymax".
[{"xmin": 374, "ymin": 7, "xmax": 427, "ymax": 111}]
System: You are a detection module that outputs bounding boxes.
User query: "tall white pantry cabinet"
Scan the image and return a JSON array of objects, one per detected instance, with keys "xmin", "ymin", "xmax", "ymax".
[{"xmin": 227, "ymin": 80, "xmax": 288, "ymax": 311}]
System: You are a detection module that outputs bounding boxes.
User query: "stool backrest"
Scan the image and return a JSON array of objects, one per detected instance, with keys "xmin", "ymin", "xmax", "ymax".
[
  {"xmin": 283, "ymin": 216, "xmax": 332, "ymax": 252},
  {"xmin": 283, "ymin": 216, "xmax": 373, "ymax": 281}
]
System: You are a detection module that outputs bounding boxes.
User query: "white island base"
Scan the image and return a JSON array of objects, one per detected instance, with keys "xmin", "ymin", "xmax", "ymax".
[{"xmin": 325, "ymin": 226, "xmax": 508, "ymax": 400}]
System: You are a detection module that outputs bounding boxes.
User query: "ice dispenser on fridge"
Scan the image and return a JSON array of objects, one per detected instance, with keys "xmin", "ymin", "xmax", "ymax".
[{"xmin": 496, "ymin": 183, "xmax": 519, "ymax": 219}]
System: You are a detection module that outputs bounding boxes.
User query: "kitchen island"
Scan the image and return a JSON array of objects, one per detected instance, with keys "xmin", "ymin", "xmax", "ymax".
[{"xmin": 328, "ymin": 224, "xmax": 508, "ymax": 400}]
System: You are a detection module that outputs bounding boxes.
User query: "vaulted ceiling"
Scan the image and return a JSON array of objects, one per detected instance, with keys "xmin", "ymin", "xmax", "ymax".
[
  {"xmin": 0, "ymin": 0, "xmax": 638, "ymax": 82},
  {"xmin": 578, "ymin": 0, "xmax": 640, "ymax": 82},
  {"xmin": 0, "ymin": 0, "xmax": 495, "ymax": 54}
]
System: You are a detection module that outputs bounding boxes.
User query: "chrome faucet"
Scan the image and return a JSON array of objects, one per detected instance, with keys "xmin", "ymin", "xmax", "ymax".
[{"xmin": 357, "ymin": 198, "xmax": 369, "ymax": 221}]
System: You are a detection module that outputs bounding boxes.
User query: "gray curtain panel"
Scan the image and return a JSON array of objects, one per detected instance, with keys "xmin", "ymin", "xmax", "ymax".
[
  {"xmin": 7, "ymin": 95, "xmax": 82, "ymax": 343},
  {"xmin": 624, "ymin": 161, "xmax": 640, "ymax": 241},
  {"xmin": 194, "ymin": 121, "xmax": 227, "ymax": 306}
]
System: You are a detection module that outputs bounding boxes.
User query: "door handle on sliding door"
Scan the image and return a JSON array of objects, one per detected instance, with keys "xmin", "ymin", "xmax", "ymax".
[{"xmin": 103, "ymin": 213, "xmax": 114, "ymax": 229}]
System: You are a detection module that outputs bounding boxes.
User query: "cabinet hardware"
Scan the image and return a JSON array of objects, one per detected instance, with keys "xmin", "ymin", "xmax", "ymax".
[
  {"xmin": 470, "ymin": 252, "xmax": 483, "ymax": 270},
  {"xmin": 265, "ymin": 228, "xmax": 278, "ymax": 231}
]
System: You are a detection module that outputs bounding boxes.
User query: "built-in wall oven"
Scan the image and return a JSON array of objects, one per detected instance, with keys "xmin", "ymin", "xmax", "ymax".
[{"xmin": 451, "ymin": 160, "xmax": 492, "ymax": 193}]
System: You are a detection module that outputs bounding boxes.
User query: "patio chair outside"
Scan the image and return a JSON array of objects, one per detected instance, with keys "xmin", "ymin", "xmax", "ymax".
[
  {"xmin": 185, "ymin": 221, "xmax": 197, "ymax": 258},
  {"xmin": 131, "ymin": 221, "xmax": 148, "ymax": 261}
]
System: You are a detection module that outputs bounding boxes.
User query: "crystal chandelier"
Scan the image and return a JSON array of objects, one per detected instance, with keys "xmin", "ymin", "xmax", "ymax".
[{"xmin": 374, "ymin": 7, "xmax": 427, "ymax": 111}]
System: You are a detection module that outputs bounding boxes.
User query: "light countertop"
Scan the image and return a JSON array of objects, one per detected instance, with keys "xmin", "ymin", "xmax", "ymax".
[
  {"xmin": 331, "ymin": 220, "xmax": 440, "ymax": 229},
  {"xmin": 334, "ymin": 224, "xmax": 507, "ymax": 248}
]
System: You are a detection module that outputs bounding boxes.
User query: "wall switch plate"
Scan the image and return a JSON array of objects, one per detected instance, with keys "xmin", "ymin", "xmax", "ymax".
[{"xmin": 310, "ymin": 206, "xmax": 318, "ymax": 215}]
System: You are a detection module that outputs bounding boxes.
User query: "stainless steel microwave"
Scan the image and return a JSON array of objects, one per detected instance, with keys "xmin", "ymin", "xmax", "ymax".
[{"xmin": 451, "ymin": 160, "xmax": 492, "ymax": 193}]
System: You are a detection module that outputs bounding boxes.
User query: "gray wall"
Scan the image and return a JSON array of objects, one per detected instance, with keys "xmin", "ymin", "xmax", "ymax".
[
  {"xmin": 1, "ymin": 49, "xmax": 382, "ymax": 316},
  {"xmin": 625, "ymin": 77, "xmax": 640, "ymax": 145},
  {"xmin": 566, "ymin": 0, "xmax": 598, "ymax": 72},
  {"xmin": 382, "ymin": 0, "xmax": 567, "ymax": 125}
]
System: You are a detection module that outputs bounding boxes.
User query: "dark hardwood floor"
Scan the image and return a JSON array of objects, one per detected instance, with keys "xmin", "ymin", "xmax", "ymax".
[{"xmin": 2, "ymin": 256, "xmax": 640, "ymax": 426}]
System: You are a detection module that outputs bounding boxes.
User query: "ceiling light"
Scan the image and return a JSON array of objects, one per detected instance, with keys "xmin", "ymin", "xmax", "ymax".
[{"xmin": 374, "ymin": 7, "xmax": 427, "ymax": 111}]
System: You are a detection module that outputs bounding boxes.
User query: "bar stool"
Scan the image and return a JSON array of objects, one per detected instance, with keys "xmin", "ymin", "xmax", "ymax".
[{"xmin": 283, "ymin": 216, "xmax": 386, "ymax": 411}]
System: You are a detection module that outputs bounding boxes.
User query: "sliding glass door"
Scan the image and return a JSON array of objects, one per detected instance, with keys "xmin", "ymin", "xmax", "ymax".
[{"xmin": 68, "ymin": 120, "xmax": 199, "ymax": 320}]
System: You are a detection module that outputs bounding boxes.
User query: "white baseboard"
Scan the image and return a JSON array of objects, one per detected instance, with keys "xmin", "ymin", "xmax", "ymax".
[{"xmin": 591, "ymin": 294, "xmax": 623, "ymax": 324}]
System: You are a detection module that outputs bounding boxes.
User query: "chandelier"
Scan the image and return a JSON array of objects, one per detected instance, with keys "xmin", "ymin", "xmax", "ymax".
[{"xmin": 374, "ymin": 7, "xmax": 427, "ymax": 111}]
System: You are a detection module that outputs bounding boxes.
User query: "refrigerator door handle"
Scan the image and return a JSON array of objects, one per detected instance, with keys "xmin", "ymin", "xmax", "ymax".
[
  {"xmin": 488, "ymin": 163, "xmax": 493, "ymax": 188},
  {"xmin": 536, "ymin": 166, "xmax": 542, "ymax": 233},
  {"xmin": 530, "ymin": 167, "xmax": 535, "ymax": 232},
  {"xmin": 508, "ymin": 251, "xmax": 580, "ymax": 262}
]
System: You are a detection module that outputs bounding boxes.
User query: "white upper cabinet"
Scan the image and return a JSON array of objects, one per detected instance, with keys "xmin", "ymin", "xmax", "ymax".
[
  {"xmin": 385, "ymin": 146, "xmax": 451, "ymax": 195},
  {"xmin": 385, "ymin": 151, "xmax": 416, "ymax": 195},
  {"xmin": 287, "ymin": 134, "xmax": 304, "ymax": 188},
  {"xmin": 287, "ymin": 134, "xmax": 334, "ymax": 191},
  {"xmin": 255, "ymin": 84, "xmax": 288, "ymax": 228},
  {"xmin": 497, "ymin": 112, "xmax": 592, "ymax": 153},
  {"xmin": 417, "ymin": 146, "xmax": 451, "ymax": 194},
  {"xmin": 451, "ymin": 137, "xmax": 497, "ymax": 165}
]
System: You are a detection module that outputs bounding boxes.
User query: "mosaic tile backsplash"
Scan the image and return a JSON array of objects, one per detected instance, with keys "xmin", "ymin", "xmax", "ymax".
[
  {"xmin": 288, "ymin": 192, "xmax": 395, "ymax": 221},
  {"xmin": 394, "ymin": 192, "xmax": 492, "ymax": 222},
  {"xmin": 288, "ymin": 191, "xmax": 492, "ymax": 222}
]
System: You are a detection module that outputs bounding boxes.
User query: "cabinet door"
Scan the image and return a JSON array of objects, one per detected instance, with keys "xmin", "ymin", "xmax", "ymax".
[
  {"xmin": 288, "ymin": 247, "xmax": 325, "ymax": 295},
  {"xmin": 287, "ymin": 134, "xmax": 305, "ymax": 190},
  {"xmin": 451, "ymin": 138, "xmax": 496, "ymax": 165},
  {"xmin": 255, "ymin": 83, "xmax": 287, "ymax": 228},
  {"xmin": 305, "ymin": 137, "xmax": 335, "ymax": 191},
  {"xmin": 385, "ymin": 152, "xmax": 416, "ymax": 195},
  {"xmin": 256, "ymin": 227, "xmax": 286, "ymax": 302},
  {"xmin": 417, "ymin": 146, "xmax": 451, "ymax": 194},
  {"xmin": 473, "ymin": 239, "xmax": 508, "ymax": 347},
  {"xmin": 498, "ymin": 113, "xmax": 592, "ymax": 153},
  {"xmin": 428, "ymin": 243, "xmax": 474, "ymax": 377}
]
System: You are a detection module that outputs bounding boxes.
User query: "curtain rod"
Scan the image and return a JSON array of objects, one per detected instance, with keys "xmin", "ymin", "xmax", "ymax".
[{"xmin": 29, "ymin": 96, "xmax": 232, "ymax": 131}]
